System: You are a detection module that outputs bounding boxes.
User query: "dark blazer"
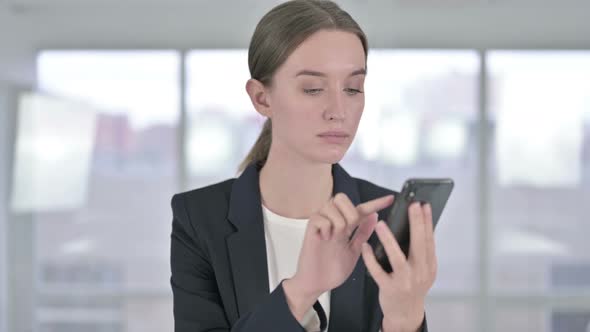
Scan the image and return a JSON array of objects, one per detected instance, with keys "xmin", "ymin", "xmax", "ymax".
[{"xmin": 170, "ymin": 161, "xmax": 428, "ymax": 332}]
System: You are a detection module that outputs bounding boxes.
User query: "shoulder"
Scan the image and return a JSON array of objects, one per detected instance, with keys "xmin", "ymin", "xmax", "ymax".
[
  {"xmin": 170, "ymin": 178, "xmax": 235, "ymax": 235},
  {"xmin": 171, "ymin": 178, "xmax": 235, "ymax": 208},
  {"xmin": 353, "ymin": 176, "xmax": 399, "ymax": 202}
]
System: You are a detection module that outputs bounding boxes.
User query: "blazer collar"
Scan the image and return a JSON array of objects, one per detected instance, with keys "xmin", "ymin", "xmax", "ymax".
[{"xmin": 226, "ymin": 161, "xmax": 366, "ymax": 331}]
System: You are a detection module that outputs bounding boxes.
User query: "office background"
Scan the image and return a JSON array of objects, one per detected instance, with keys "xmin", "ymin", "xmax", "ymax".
[{"xmin": 1, "ymin": 0, "xmax": 589, "ymax": 331}]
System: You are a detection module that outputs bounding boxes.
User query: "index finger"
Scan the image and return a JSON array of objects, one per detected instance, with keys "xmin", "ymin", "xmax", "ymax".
[
  {"xmin": 408, "ymin": 202, "xmax": 427, "ymax": 267},
  {"xmin": 356, "ymin": 194, "xmax": 394, "ymax": 216}
]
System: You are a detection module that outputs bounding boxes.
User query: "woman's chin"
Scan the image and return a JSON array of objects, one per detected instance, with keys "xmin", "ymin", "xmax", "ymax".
[{"xmin": 312, "ymin": 147, "xmax": 347, "ymax": 164}]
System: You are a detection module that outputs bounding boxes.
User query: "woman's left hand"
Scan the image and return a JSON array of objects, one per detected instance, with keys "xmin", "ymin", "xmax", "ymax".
[{"xmin": 361, "ymin": 202, "xmax": 438, "ymax": 332}]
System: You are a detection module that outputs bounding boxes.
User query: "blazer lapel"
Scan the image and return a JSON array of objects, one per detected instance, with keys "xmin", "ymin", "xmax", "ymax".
[
  {"xmin": 327, "ymin": 163, "xmax": 366, "ymax": 332},
  {"xmin": 226, "ymin": 162, "xmax": 270, "ymax": 319}
]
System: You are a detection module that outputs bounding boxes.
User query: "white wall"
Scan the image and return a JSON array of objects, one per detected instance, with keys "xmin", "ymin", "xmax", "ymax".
[
  {"xmin": 1, "ymin": 0, "xmax": 590, "ymax": 86},
  {"xmin": 0, "ymin": 82, "xmax": 8, "ymax": 332}
]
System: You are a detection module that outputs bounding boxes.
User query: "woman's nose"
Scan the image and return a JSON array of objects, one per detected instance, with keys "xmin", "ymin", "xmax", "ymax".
[{"xmin": 323, "ymin": 90, "xmax": 346, "ymax": 121}]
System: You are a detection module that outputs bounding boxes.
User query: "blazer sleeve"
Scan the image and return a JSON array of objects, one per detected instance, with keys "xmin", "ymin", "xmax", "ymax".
[
  {"xmin": 170, "ymin": 193, "xmax": 308, "ymax": 332},
  {"xmin": 379, "ymin": 313, "xmax": 428, "ymax": 332},
  {"xmin": 379, "ymin": 316, "xmax": 428, "ymax": 332}
]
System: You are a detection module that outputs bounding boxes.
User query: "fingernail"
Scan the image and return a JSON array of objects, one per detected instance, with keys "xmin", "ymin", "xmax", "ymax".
[{"xmin": 413, "ymin": 202, "xmax": 421, "ymax": 210}]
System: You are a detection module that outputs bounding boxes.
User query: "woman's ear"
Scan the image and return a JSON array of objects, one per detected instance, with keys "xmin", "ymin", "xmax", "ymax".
[{"xmin": 246, "ymin": 78, "xmax": 272, "ymax": 118}]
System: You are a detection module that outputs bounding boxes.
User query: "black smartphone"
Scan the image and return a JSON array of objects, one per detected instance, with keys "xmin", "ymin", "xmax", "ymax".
[{"xmin": 373, "ymin": 178, "xmax": 454, "ymax": 273}]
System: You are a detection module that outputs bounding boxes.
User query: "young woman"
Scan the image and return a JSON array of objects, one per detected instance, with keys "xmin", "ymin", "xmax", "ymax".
[{"xmin": 170, "ymin": 1, "xmax": 437, "ymax": 331}]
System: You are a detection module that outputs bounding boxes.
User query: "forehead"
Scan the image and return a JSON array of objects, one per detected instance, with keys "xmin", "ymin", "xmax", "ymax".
[{"xmin": 278, "ymin": 29, "xmax": 366, "ymax": 78}]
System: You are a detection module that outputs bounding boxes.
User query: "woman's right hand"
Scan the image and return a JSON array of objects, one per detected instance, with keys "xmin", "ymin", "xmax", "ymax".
[{"xmin": 283, "ymin": 192, "xmax": 394, "ymax": 320}]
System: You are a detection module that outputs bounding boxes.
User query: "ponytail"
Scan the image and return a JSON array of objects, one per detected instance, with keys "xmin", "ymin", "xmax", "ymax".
[{"xmin": 237, "ymin": 118, "xmax": 272, "ymax": 173}]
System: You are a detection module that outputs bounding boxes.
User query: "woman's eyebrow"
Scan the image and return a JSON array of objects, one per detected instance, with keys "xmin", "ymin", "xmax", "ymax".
[{"xmin": 294, "ymin": 68, "xmax": 366, "ymax": 78}]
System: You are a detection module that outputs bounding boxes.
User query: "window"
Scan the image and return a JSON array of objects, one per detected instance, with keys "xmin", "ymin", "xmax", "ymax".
[
  {"xmin": 488, "ymin": 50, "xmax": 590, "ymax": 331},
  {"xmin": 12, "ymin": 48, "xmax": 588, "ymax": 332},
  {"xmin": 185, "ymin": 49, "xmax": 264, "ymax": 188},
  {"xmin": 488, "ymin": 51, "xmax": 590, "ymax": 292},
  {"xmin": 31, "ymin": 50, "xmax": 179, "ymax": 332}
]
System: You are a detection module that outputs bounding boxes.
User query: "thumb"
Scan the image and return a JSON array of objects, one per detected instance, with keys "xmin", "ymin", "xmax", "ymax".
[{"xmin": 350, "ymin": 212, "xmax": 379, "ymax": 253}]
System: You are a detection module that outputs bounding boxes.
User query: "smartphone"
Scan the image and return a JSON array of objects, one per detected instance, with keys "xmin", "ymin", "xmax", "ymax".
[{"xmin": 373, "ymin": 178, "xmax": 454, "ymax": 273}]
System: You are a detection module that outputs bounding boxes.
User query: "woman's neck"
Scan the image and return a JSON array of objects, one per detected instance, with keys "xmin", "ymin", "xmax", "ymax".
[{"xmin": 259, "ymin": 144, "xmax": 334, "ymax": 220}]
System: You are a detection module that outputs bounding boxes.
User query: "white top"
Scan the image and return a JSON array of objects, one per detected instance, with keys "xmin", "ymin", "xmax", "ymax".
[{"xmin": 261, "ymin": 203, "xmax": 331, "ymax": 332}]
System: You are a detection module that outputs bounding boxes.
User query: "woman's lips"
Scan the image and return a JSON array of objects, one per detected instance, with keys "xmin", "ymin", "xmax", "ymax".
[{"xmin": 318, "ymin": 133, "xmax": 349, "ymax": 144}]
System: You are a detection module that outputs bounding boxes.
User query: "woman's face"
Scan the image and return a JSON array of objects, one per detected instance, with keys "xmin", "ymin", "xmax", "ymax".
[{"xmin": 266, "ymin": 29, "xmax": 366, "ymax": 165}]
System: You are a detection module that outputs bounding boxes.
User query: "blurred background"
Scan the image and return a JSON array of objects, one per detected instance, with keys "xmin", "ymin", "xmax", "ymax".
[{"xmin": 0, "ymin": 0, "xmax": 589, "ymax": 331}]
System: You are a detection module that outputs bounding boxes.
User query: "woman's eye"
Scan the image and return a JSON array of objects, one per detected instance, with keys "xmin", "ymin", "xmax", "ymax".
[
  {"xmin": 303, "ymin": 88, "xmax": 323, "ymax": 95},
  {"xmin": 345, "ymin": 88, "xmax": 364, "ymax": 95},
  {"xmin": 303, "ymin": 88, "xmax": 364, "ymax": 96}
]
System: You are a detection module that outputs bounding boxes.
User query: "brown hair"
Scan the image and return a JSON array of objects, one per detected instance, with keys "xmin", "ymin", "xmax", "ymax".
[{"xmin": 238, "ymin": 0, "xmax": 368, "ymax": 173}]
